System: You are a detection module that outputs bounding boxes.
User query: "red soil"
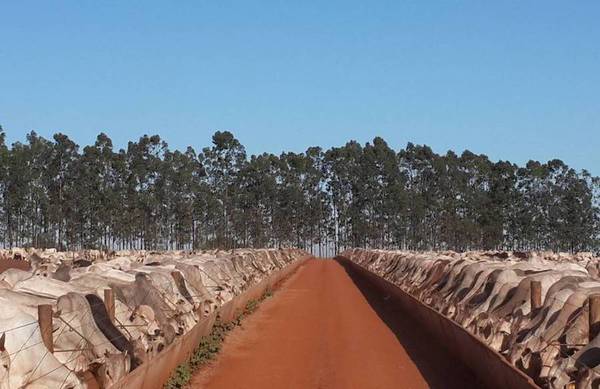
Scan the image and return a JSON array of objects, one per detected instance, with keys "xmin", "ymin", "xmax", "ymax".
[
  {"xmin": 0, "ymin": 258, "xmax": 30, "ymax": 273},
  {"xmin": 190, "ymin": 259, "xmax": 482, "ymax": 389}
]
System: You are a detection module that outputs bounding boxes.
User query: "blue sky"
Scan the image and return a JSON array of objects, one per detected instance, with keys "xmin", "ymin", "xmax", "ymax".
[{"xmin": 0, "ymin": 1, "xmax": 598, "ymax": 174}]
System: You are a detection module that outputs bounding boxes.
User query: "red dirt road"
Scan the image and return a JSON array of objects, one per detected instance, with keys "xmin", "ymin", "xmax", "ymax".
[{"xmin": 191, "ymin": 259, "xmax": 482, "ymax": 389}]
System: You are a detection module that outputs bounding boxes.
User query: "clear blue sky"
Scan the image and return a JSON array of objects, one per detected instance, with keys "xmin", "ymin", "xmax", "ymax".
[{"xmin": 1, "ymin": 1, "xmax": 598, "ymax": 174}]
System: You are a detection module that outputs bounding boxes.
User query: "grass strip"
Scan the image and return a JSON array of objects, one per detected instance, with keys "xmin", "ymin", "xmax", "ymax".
[{"xmin": 164, "ymin": 287, "xmax": 272, "ymax": 388}]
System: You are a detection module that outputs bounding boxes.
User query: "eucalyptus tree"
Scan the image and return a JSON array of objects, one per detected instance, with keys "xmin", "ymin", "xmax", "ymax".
[
  {"xmin": 361, "ymin": 137, "xmax": 406, "ymax": 249},
  {"xmin": 161, "ymin": 147, "xmax": 204, "ymax": 249},
  {"xmin": 236, "ymin": 153, "xmax": 278, "ymax": 248},
  {"xmin": 0, "ymin": 128, "xmax": 10, "ymax": 245},
  {"xmin": 0, "ymin": 125, "xmax": 597, "ymax": 253},
  {"xmin": 487, "ymin": 160, "xmax": 518, "ymax": 250},
  {"xmin": 546, "ymin": 160, "xmax": 596, "ymax": 252},
  {"xmin": 398, "ymin": 143, "xmax": 438, "ymax": 250},
  {"xmin": 122, "ymin": 135, "xmax": 166, "ymax": 249},
  {"xmin": 324, "ymin": 141, "xmax": 367, "ymax": 250},
  {"xmin": 304, "ymin": 147, "xmax": 330, "ymax": 255},
  {"xmin": 43, "ymin": 133, "xmax": 80, "ymax": 248},
  {"xmin": 201, "ymin": 131, "xmax": 247, "ymax": 249},
  {"xmin": 66, "ymin": 133, "xmax": 116, "ymax": 248}
]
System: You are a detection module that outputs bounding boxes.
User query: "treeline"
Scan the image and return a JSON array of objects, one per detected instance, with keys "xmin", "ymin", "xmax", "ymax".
[{"xmin": 0, "ymin": 127, "xmax": 598, "ymax": 254}]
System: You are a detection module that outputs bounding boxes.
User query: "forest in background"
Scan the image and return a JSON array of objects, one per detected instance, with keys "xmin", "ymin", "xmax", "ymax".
[{"xmin": 0, "ymin": 126, "xmax": 597, "ymax": 254}]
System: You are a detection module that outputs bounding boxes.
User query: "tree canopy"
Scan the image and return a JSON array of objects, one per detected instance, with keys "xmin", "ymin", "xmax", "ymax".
[{"xmin": 0, "ymin": 126, "xmax": 597, "ymax": 254}]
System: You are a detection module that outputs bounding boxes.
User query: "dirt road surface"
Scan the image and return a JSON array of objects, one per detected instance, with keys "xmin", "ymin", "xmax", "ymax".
[{"xmin": 191, "ymin": 259, "xmax": 482, "ymax": 389}]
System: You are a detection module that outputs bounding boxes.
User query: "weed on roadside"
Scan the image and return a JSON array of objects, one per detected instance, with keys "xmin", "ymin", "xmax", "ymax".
[{"xmin": 164, "ymin": 292, "xmax": 272, "ymax": 388}]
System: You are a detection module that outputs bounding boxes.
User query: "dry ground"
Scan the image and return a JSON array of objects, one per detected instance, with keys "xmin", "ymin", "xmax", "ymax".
[{"xmin": 190, "ymin": 259, "xmax": 481, "ymax": 389}]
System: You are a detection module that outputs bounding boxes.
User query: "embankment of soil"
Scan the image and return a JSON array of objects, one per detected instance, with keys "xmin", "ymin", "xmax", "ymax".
[{"xmin": 0, "ymin": 258, "xmax": 30, "ymax": 273}]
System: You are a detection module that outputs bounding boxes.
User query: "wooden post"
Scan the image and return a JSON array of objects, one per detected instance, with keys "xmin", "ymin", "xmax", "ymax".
[
  {"xmin": 195, "ymin": 301, "xmax": 205, "ymax": 318},
  {"xmin": 38, "ymin": 304, "xmax": 53, "ymax": 353},
  {"xmin": 104, "ymin": 288, "xmax": 115, "ymax": 323},
  {"xmin": 171, "ymin": 271, "xmax": 184, "ymax": 285},
  {"xmin": 589, "ymin": 294, "xmax": 600, "ymax": 341},
  {"xmin": 530, "ymin": 280, "xmax": 542, "ymax": 312},
  {"xmin": 171, "ymin": 271, "xmax": 187, "ymax": 295}
]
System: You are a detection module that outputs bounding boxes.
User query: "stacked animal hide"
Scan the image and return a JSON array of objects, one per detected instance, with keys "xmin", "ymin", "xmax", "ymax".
[
  {"xmin": 342, "ymin": 249, "xmax": 600, "ymax": 388},
  {"xmin": 0, "ymin": 248, "xmax": 308, "ymax": 388}
]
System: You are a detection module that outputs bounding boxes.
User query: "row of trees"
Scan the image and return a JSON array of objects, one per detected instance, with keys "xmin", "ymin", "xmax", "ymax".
[{"xmin": 0, "ymin": 127, "xmax": 598, "ymax": 254}]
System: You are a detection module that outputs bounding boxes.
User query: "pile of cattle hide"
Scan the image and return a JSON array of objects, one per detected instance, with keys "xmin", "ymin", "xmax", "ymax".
[
  {"xmin": 0, "ymin": 248, "xmax": 307, "ymax": 388},
  {"xmin": 341, "ymin": 249, "xmax": 600, "ymax": 389}
]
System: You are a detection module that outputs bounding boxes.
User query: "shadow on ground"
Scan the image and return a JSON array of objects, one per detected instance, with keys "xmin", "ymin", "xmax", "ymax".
[{"xmin": 336, "ymin": 257, "xmax": 487, "ymax": 389}]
